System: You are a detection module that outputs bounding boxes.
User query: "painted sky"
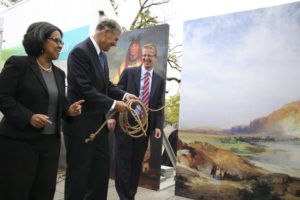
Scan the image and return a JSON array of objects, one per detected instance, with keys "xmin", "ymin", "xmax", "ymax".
[{"xmin": 179, "ymin": 2, "xmax": 300, "ymax": 129}]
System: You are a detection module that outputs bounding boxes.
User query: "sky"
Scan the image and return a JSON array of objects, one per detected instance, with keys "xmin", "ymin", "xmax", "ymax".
[{"xmin": 178, "ymin": 1, "xmax": 300, "ymax": 129}]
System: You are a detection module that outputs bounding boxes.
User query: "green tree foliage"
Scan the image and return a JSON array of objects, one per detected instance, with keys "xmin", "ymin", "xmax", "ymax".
[
  {"xmin": 130, "ymin": 9, "xmax": 158, "ymax": 30},
  {"xmin": 165, "ymin": 93, "xmax": 180, "ymax": 124},
  {"xmin": 110, "ymin": 0, "xmax": 169, "ymax": 31}
]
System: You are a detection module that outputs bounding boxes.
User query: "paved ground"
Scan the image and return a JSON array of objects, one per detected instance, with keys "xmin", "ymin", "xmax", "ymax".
[{"xmin": 54, "ymin": 179, "xmax": 190, "ymax": 200}]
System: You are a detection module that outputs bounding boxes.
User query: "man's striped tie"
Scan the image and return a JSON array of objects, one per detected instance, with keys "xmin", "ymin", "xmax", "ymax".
[{"xmin": 142, "ymin": 72, "xmax": 150, "ymax": 109}]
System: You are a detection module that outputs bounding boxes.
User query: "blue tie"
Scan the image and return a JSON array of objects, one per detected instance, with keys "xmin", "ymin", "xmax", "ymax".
[{"xmin": 99, "ymin": 51, "xmax": 105, "ymax": 73}]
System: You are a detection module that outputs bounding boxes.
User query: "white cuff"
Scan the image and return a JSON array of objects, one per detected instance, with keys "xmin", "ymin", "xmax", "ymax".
[{"xmin": 110, "ymin": 100, "xmax": 116, "ymax": 111}]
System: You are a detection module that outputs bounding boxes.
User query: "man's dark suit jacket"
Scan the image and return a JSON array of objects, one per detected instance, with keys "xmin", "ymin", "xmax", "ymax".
[
  {"xmin": 63, "ymin": 38, "xmax": 125, "ymax": 137},
  {"xmin": 117, "ymin": 66, "xmax": 165, "ymax": 136},
  {"xmin": 0, "ymin": 56, "xmax": 68, "ymax": 139},
  {"xmin": 62, "ymin": 37, "xmax": 126, "ymax": 200},
  {"xmin": 113, "ymin": 66, "xmax": 165, "ymax": 199}
]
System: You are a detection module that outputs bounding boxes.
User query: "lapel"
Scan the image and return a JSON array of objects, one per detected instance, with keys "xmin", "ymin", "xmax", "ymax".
[
  {"xmin": 134, "ymin": 66, "xmax": 142, "ymax": 95},
  {"xmin": 29, "ymin": 57, "xmax": 48, "ymax": 96},
  {"xmin": 102, "ymin": 52, "xmax": 109, "ymax": 80},
  {"xmin": 149, "ymin": 71, "xmax": 158, "ymax": 103},
  {"xmin": 52, "ymin": 66, "xmax": 63, "ymax": 102}
]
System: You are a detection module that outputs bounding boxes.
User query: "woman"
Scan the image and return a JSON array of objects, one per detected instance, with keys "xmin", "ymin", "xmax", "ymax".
[{"xmin": 0, "ymin": 22, "xmax": 84, "ymax": 200}]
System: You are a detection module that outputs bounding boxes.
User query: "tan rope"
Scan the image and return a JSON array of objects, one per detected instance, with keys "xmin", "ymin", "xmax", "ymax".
[
  {"xmin": 119, "ymin": 99, "xmax": 148, "ymax": 138},
  {"xmin": 85, "ymin": 99, "xmax": 165, "ymax": 143}
]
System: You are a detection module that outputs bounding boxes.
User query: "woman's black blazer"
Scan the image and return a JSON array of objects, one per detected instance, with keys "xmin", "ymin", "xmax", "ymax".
[{"xmin": 0, "ymin": 56, "xmax": 68, "ymax": 139}]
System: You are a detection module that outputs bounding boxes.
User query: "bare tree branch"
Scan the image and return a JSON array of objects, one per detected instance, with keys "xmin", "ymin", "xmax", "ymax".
[
  {"xmin": 167, "ymin": 43, "xmax": 182, "ymax": 73},
  {"xmin": 131, "ymin": 0, "xmax": 169, "ymax": 30},
  {"xmin": 168, "ymin": 60, "xmax": 181, "ymax": 72},
  {"xmin": 169, "ymin": 44, "xmax": 182, "ymax": 52},
  {"xmin": 167, "ymin": 77, "xmax": 181, "ymax": 83},
  {"xmin": 144, "ymin": 0, "xmax": 169, "ymax": 9}
]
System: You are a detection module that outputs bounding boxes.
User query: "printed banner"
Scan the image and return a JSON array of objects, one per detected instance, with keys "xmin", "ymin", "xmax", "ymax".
[{"xmin": 108, "ymin": 24, "xmax": 169, "ymax": 190}]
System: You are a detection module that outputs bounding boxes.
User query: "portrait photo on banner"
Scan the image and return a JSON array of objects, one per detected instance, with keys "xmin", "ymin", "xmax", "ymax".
[{"xmin": 107, "ymin": 24, "xmax": 169, "ymax": 190}]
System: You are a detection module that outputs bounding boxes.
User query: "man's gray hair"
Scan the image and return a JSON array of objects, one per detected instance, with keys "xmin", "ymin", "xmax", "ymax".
[{"xmin": 96, "ymin": 19, "xmax": 122, "ymax": 33}]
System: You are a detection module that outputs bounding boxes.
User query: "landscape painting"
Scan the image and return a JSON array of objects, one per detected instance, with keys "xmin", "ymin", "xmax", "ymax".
[{"xmin": 176, "ymin": 2, "xmax": 300, "ymax": 200}]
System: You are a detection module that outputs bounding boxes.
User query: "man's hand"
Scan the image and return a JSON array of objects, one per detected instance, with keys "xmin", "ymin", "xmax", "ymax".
[
  {"xmin": 115, "ymin": 101, "xmax": 130, "ymax": 112},
  {"xmin": 30, "ymin": 114, "xmax": 52, "ymax": 128},
  {"xmin": 107, "ymin": 119, "xmax": 116, "ymax": 132},
  {"xmin": 68, "ymin": 99, "xmax": 85, "ymax": 116},
  {"xmin": 154, "ymin": 128, "xmax": 161, "ymax": 139},
  {"xmin": 142, "ymin": 162, "xmax": 150, "ymax": 173},
  {"xmin": 125, "ymin": 93, "xmax": 138, "ymax": 101}
]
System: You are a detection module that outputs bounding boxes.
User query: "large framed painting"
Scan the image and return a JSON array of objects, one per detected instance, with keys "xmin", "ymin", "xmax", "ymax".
[{"xmin": 176, "ymin": 2, "xmax": 300, "ymax": 200}]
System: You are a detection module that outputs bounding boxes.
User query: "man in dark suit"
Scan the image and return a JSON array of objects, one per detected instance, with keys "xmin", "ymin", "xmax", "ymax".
[
  {"xmin": 63, "ymin": 19, "xmax": 136, "ymax": 200},
  {"xmin": 107, "ymin": 43, "xmax": 165, "ymax": 200}
]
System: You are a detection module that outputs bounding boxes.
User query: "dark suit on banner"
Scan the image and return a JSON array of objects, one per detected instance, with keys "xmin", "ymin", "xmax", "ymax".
[
  {"xmin": 63, "ymin": 37, "xmax": 125, "ymax": 200},
  {"xmin": 114, "ymin": 66, "xmax": 165, "ymax": 200}
]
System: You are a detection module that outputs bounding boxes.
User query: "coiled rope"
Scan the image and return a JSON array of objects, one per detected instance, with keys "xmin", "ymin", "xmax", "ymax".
[{"xmin": 85, "ymin": 99, "xmax": 164, "ymax": 143}]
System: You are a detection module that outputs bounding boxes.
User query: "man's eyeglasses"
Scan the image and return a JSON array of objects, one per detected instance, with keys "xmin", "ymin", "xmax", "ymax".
[{"xmin": 48, "ymin": 37, "xmax": 64, "ymax": 45}]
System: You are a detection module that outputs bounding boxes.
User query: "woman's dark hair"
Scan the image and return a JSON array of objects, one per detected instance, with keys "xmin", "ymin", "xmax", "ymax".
[{"xmin": 22, "ymin": 22, "xmax": 63, "ymax": 57}]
